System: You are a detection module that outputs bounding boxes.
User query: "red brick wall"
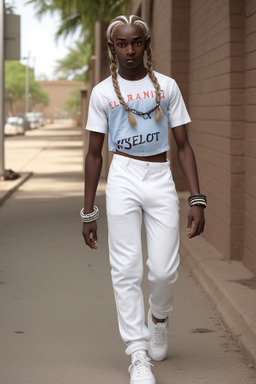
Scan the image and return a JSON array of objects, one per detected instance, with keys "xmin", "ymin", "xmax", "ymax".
[{"xmin": 244, "ymin": 0, "xmax": 256, "ymax": 271}]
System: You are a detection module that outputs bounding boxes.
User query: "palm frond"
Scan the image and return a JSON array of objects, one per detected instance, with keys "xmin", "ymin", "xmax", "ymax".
[{"xmin": 26, "ymin": 0, "xmax": 130, "ymax": 81}]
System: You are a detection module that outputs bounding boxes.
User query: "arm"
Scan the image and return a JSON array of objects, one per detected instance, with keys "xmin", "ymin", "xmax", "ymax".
[
  {"xmin": 172, "ymin": 125, "xmax": 205, "ymax": 238},
  {"xmin": 82, "ymin": 131, "xmax": 105, "ymax": 249}
]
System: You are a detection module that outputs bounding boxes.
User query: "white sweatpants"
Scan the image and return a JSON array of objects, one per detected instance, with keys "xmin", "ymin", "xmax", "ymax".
[{"xmin": 106, "ymin": 154, "xmax": 180, "ymax": 355}]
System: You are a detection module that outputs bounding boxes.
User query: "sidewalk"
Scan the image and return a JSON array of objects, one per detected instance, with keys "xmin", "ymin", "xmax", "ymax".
[
  {"xmin": 179, "ymin": 194, "xmax": 256, "ymax": 370},
  {"xmin": 0, "ymin": 120, "xmax": 255, "ymax": 384}
]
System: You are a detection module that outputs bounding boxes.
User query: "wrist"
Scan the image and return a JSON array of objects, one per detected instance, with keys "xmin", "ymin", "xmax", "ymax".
[
  {"xmin": 188, "ymin": 193, "xmax": 207, "ymax": 209},
  {"xmin": 80, "ymin": 206, "xmax": 99, "ymax": 222}
]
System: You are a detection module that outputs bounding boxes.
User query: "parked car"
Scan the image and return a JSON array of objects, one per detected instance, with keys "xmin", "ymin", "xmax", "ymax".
[
  {"xmin": 17, "ymin": 116, "xmax": 31, "ymax": 133},
  {"xmin": 26, "ymin": 112, "xmax": 40, "ymax": 129},
  {"xmin": 35, "ymin": 112, "xmax": 46, "ymax": 127},
  {"xmin": 4, "ymin": 117, "xmax": 19, "ymax": 136},
  {"xmin": 4, "ymin": 116, "xmax": 31, "ymax": 136}
]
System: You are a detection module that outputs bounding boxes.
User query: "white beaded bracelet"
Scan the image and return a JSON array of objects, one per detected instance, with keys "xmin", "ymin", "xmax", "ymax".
[{"xmin": 80, "ymin": 206, "xmax": 99, "ymax": 223}]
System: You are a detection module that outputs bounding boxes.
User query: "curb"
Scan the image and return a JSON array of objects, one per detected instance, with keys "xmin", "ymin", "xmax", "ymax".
[
  {"xmin": 179, "ymin": 193, "xmax": 256, "ymax": 370},
  {"xmin": 0, "ymin": 172, "xmax": 33, "ymax": 207}
]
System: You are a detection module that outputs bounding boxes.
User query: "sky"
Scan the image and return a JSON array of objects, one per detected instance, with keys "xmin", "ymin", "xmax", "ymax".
[{"xmin": 11, "ymin": 0, "xmax": 80, "ymax": 80}]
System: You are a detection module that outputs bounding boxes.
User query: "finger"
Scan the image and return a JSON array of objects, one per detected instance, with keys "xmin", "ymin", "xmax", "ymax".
[
  {"xmin": 189, "ymin": 218, "xmax": 202, "ymax": 238},
  {"xmin": 187, "ymin": 220, "xmax": 195, "ymax": 238},
  {"xmin": 189, "ymin": 219, "xmax": 205, "ymax": 238},
  {"xmin": 187, "ymin": 214, "xmax": 193, "ymax": 232},
  {"xmin": 90, "ymin": 231, "xmax": 98, "ymax": 249},
  {"xmin": 83, "ymin": 229, "xmax": 95, "ymax": 249}
]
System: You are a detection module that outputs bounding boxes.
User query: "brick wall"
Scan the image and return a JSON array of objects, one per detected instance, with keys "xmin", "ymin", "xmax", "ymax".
[
  {"xmin": 244, "ymin": 0, "xmax": 256, "ymax": 271},
  {"xmin": 189, "ymin": 0, "xmax": 231, "ymax": 256},
  {"xmin": 169, "ymin": 0, "xmax": 190, "ymax": 191},
  {"xmin": 151, "ymin": 0, "xmax": 191, "ymax": 190},
  {"xmin": 229, "ymin": 0, "xmax": 245, "ymax": 260},
  {"xmin": 151, "ymin": 0, "xmax": 172, "ymax": 76},
  {"xmin": 188, "ymin": 0, "xmax": 246, "ymax": 260}
]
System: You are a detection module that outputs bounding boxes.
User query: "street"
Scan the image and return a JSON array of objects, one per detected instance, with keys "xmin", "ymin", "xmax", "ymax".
[{"xmin": 0, "ymin": 120, "xmax": 255, "ymax": 384}]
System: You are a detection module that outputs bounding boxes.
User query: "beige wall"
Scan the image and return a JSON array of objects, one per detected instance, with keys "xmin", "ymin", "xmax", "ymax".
[
  {"xmin": 39, "ymin": 80, "xmax": 86, "ymax": 120},
  {"xmin": 83, "ymin": 0, "xmax": 256, "ymax": 272}
]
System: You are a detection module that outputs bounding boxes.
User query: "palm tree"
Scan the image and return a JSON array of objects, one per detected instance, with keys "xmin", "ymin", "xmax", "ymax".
[
  {"xmin": 27, "ymin": 0, "xmax": 130, "ymax": 81},
  {"xmin": 27, "ymin": 0, "xmax": 129, "ymax": 38},
  {"xmin": 5, "ymin": 2, "xmax": 15, "ymax": 13},
  {"xmin": 54, "ymin": 38, "xmax": 91, "ymax": 82}
]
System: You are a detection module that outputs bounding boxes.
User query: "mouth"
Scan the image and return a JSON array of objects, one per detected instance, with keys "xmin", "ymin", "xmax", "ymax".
[{"xmin": 126, "ymin": 58, "xmax": 135, "ymax": 63}]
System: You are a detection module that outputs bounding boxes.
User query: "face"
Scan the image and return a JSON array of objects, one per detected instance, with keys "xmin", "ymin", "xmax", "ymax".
[{"xmin": 108, "ymin": 23, "xmax": 150, "ymax": 74}]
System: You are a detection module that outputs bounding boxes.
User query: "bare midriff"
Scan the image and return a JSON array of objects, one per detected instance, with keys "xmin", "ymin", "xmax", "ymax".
[{"xmin": 115, "ymin": 150, "xmax": 167, "ymax": 163}]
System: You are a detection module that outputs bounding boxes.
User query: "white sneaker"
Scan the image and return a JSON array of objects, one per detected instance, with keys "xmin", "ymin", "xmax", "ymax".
[
  {"xmin": 129, "ymin": 351, "xmax": 156, "ymax": 384},
  {"xmin": 148, "ymin": 309, "xmax": 169, "ymax": 361}
]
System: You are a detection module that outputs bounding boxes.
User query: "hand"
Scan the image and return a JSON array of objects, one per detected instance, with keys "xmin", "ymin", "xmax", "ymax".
[
  {"xmin": 82, "ymin": 221, "xmax": 98, "ymax": 249},
  {"xmin": 187, "ymin": 206, "xmax": 205, "ymax": 238}
]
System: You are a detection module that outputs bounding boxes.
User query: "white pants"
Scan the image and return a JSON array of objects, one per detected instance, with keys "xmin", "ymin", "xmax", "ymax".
[{"xmin": 106, "ymin": 154, "xmax": 180, "ymax": 355}]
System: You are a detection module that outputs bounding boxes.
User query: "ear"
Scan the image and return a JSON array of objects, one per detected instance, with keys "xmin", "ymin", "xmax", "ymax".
[
  {"xmin": 108, "ymin": 40, "xmax": 115, "ymax": 55},
  {"xmin": 145, "ymin": 36, "xmax": 151, "ymax": 50}
]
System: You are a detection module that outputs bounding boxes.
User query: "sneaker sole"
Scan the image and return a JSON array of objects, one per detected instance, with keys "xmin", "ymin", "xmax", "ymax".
[{"xmin": 130, "ymin": 379, "xmax": 156, "ymax": 384}]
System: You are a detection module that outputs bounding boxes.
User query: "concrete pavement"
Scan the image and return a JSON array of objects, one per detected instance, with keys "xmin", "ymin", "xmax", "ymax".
[{"xmin": 0, "ymin": 120, "xmax": 255, "ymax": 384}]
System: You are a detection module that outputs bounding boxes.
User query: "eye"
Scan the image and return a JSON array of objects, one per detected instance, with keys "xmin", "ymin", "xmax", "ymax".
[
  {"xmin": 117, "ymin": 43, "xmax": 125, "ymax": 48},
  {"xmin": 135, "ymin": 41, "xmax": 142, "ymax": 46}
]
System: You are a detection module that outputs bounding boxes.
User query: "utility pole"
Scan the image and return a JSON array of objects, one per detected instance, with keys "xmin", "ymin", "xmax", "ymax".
[
  {"xmin": 0, "ymin": 0, "xmax": 5, "ymax": 179},
  {"xmin": 0, "ymin": 7, "xmax": 20, "ymax": 180},
  {"xmin": 24, "ymin": 54, "xmax": 30, "ymax": 115}
]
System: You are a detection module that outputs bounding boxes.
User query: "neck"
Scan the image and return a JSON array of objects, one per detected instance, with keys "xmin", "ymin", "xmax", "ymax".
[{"xmin": 118, "ymin": 66, "xmax": 147, "ymax": 81}]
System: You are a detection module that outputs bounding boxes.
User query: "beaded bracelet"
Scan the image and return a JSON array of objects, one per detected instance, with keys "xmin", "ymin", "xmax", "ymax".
[
  {"xmin": 80, "ymin": 206, "xmax": 99, "ymax": 223},
  {"xmin": 188, "ymin": 193, "xmax": 207, "ymax": 208}
]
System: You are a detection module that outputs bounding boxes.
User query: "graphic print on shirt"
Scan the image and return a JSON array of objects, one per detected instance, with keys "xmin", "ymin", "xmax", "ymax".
[
  {"xmin": 116, "ymin": 131, "xmax": 161, "ymax": 151},
  {"xmin": 109, "ymin": 89, "xmax": 166, "ymax": 110},
  {"xmin": 109, "ymin": 89, "xmax": 166, "ymax": 153}
]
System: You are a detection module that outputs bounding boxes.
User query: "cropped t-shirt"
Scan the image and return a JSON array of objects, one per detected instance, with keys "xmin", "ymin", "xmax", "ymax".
[{"xmin": 86, "ymin": 71, "xmax": 191, "ymax": 156}]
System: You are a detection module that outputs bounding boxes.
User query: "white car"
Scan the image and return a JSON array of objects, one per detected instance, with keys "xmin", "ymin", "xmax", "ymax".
[
  {"xmin": 26, "ymin": 113, "xmax": 40, "ymax": 129},
  {"xmin": 4, "ymin": 116, "xmax": 28, "ymax": 136},
  {"xmin": 4, "ymin": 117, "xmax": 20, "ymax": 136},
  {"xmin": 35, "ymin": 112, "xmax": 45, "ymax": 126}
]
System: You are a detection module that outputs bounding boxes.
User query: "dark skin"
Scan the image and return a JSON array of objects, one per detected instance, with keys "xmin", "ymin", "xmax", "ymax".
[{"xmin": 82, "ymin": 24, "xmax": 205, "ymax": 322}]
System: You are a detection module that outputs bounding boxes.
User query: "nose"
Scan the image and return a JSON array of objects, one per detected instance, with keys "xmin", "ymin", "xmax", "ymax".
[{"xmin": 127, "ymin": 44, "xmax": 135, "ymax": 55}]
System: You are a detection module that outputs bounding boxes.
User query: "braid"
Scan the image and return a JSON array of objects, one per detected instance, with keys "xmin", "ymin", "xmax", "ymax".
[
  {"xmin": 107, "ymin": 15, "xmax": 163, "ymax": 126},
  {"xmin": 109, "ymin": 49, "xmax": 137, "ymax": 127},
  {"xmin": 146, "ymin": 45, "xmax": 163, "ymax": 122}
]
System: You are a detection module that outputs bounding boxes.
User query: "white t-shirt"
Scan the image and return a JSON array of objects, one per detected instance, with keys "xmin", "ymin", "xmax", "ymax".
[{"xmin": 86, "ymin": 71, "xmax": 191, "ymax": 156}]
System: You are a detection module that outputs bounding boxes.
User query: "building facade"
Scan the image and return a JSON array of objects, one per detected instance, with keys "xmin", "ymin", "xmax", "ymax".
[
  {"xmin": 82, "ymin": 0, "xmax": 256, "ymax": 273},
  {"xmin": 39, "ymin": 80, "xmax": 85, "ymax": 120},
  {"xmin": 5, "ymin": 80, "xmax": 85, "ymax": 121}
]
